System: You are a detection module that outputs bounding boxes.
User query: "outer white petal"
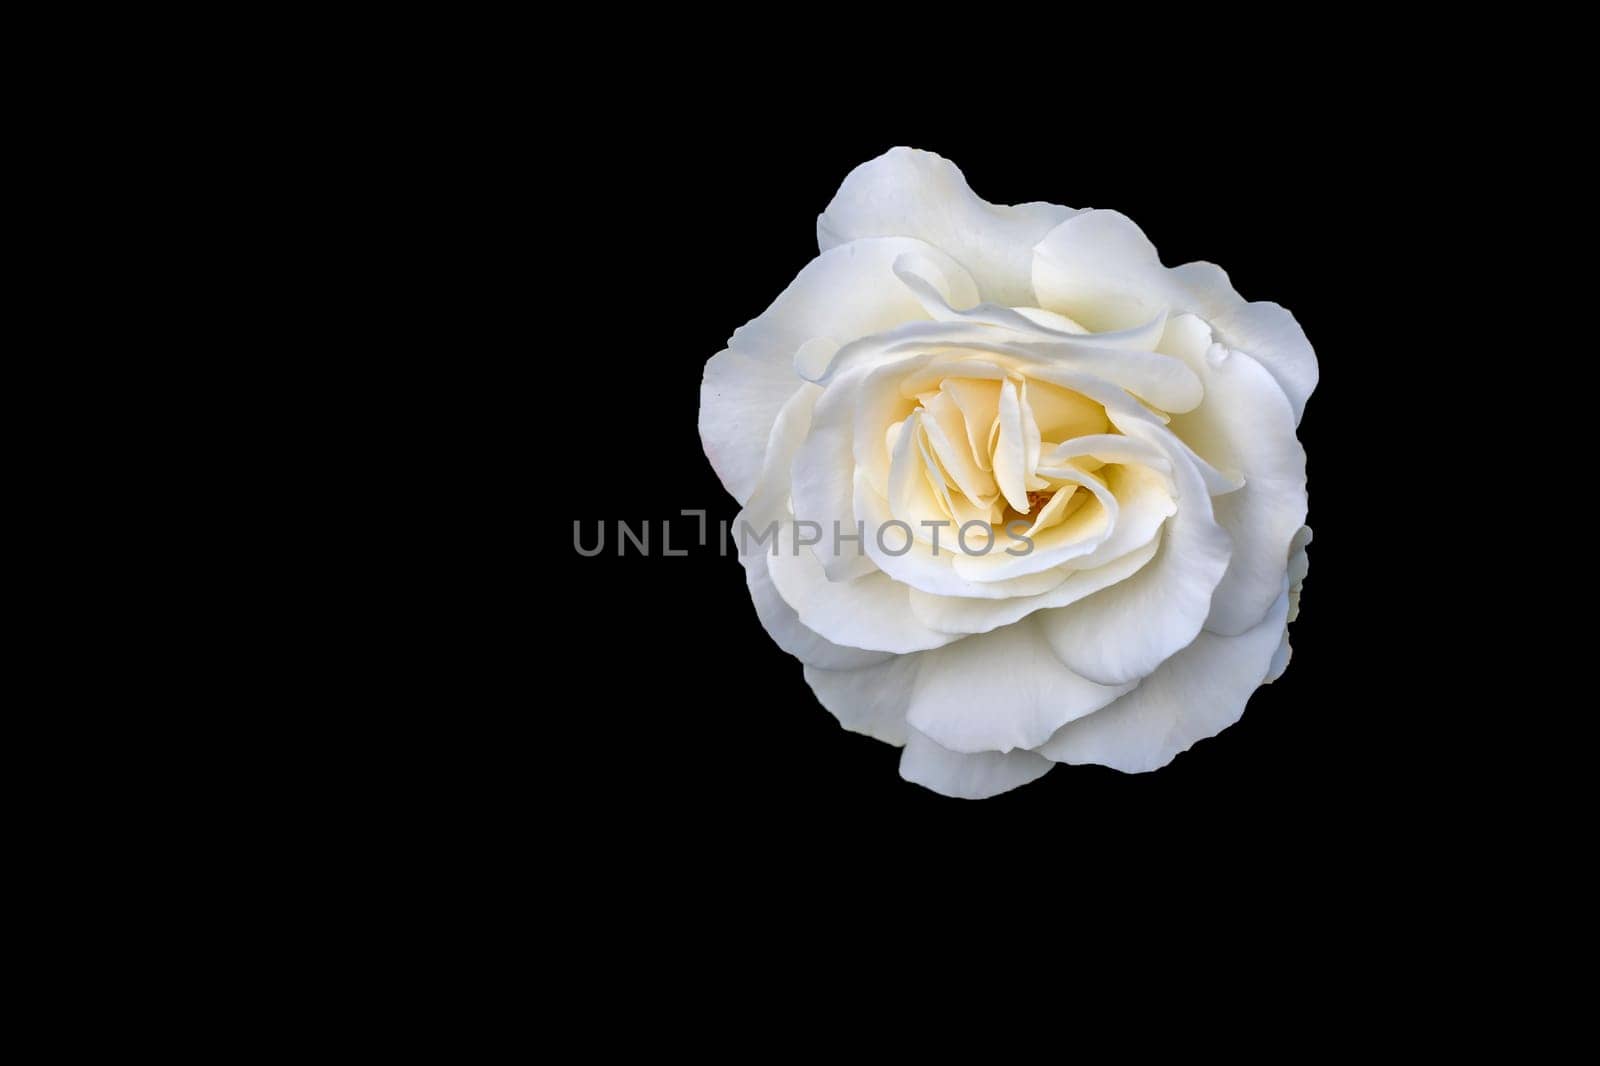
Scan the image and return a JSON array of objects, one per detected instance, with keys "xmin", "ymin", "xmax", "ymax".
[
  {"xmin": 735, "ymin": 382, "xmax": 820, "ymax": 536},
  {"xmin": 864, "ymin": 264, "xmax": 1204, "ymax": 413},
  {"xmin": 702, "ymin": 236, "xmax": 976, "ymax": 504},
  {"xmin": 818, "ymin": 146, "xmax": 1077, "ymax": 307},
  {"xmin": 906, "ymin": 618, "xmax": 1132, "ymax": 754},
  {"xmin": 1168, "ymin": 345, "xmax": 1307, "ymax": 635},
  {"xmin": 803, "ymin": 657, "xmax": 918, "ymax": 746},
  {"xmin": 1265, "ymin": 525, "xmax": 1311, "ymax": 684},
  {"xmin": 1287, "ymin": 525, "xmax": 1312, "ymax": 623},
  {"xmin": 908, "ymin": 534, "xmax": 1161, "ymax": 636},
  {"xmin": 1224, "ymin": 305, "xmax": 1316, "ymax": 426},
  {"xmin": 1032, "ymin": 210, "xmax": 1318, "ymax": 422},
  {"xmin": 734, "ymin": 386, "xmax": 888, "ymax": 671},
  {"xmin": 789, "ymin": 365, "xmax": 877, "ymax": 581},
  {"xmin": 1035, "ymin": 422, "xmax": 1232, "ymax": 686},
  {"xmin": 1009, "ymin": 340, "xmax": 1202, "ymax": 413},
  {"xmin": 731, "ymin": 236, "xmax": 977, "ymax": 368},
  {"xmin": 807, "ymin": 317, "xmax": 1055, "ymax": 388},
  {"xmin": 767, "ymin": 537, "xmax": 960, "ymax": 654},
  {"xmin": 744, "ymin": 551, "xmax": 891, "ymax": 671},
  {"xmin": 1263, "ymin": 631, "xmax": 1292, "ymax": 684},
  {"xmin": 1031, "ymin": 210, "xmax": 1170, "ymax": 331},
  {"xmin": 1040, "ymin": 588, "xmax": 1290, "ymax": 772},
  {"xmin": 898, "ymin": 727, "xmax": 1053, "ymax": 799},
  {"xmin": 701, "ymin": 347, "xmax": 805, "ymax": 505},
  {"xmin": 892, "ymin": 251, "xmax": 1169, "ymax": 342}
]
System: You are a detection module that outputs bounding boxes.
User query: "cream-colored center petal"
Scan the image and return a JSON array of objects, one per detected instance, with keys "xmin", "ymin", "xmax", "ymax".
[
  {"xmin": 940, "ymin": 377, "xmax": 1001, "ymax": 472},
  {"xmin": 849, "ymin": 325, "xmax": 1211, "ymax": 595},
  {"xmin": 879, "ymin": 354, "xmax": 1132, "ymax": 553},
  {"xmin": 919, "ymin": 389, "xmax": 996, "ymax": 506},
  {"xmin": 992, "ymin": 378, "xmax": 1032, "ymax": 513}
]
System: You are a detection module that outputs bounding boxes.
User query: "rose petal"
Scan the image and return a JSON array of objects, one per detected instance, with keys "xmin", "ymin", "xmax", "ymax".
[
  {"xmin": 1039, "ymin": 587, "xmax": 1290, "ymax": 772},
  {"xmin": 1024, "ymin": 378, "xmax": 1110, "ymax": 442},
  {"xmin": 887, "ymin": 261, "xmax": 1202, "ymax": 412},
  {"xmin": 734, "ymin": 386, "xmax": 889, "ymax": 670},
  {"xmin": 1263, "ymin": 630, "xmax": 1292, "ymax": 684},
  {"xmin": 919, "ymin": 388, "xmax": 997, "ymax": 504},
  {"xmin": 853, "ymin": 469, "xmax": 1070, "ymax": 600},
  {"xmin": 744, "ymin": 551, "xmax": 891, "ymax": 671},
  {"xmin": 818, "ymin": 146, "xmax": 1077, "ymax": 307},
  {"xmin": 1034, "ymin": 210, "xmax": 1317, "ymax": 422},
  {"xmin": 908, "ymin": 533, "xmax": 1161, "ymax": 636},
  {"xmin": 992, "ymin": 379, "xmax": 1031, "ymax": 513},
  {"xmin": 1031, "ymin": 211, "xmax": 1170, "ymax": 332},
  {"xmin": 1287, "ymin": 524, "xmax": 1311, "ymax": 623},
  {"xmin": 898, "ymin": 727, "xmax": 1054, "ymax": 799},
  {"xmin": 700, "ymin": 347, "xmax": 806, "ymax": 505},
  {"xmin": 1170, "ymin": 262, "xmax": 1318, "ymax": 424},
  {"xmin": 906, "ymin": 618, "xmax": 1132, "ymax": 754},
  {"xmin": 1168, "ymin": 346, "xmax": 1307, "ymax": 635},
  {"xmin": 731, "ymin": 236, "xmax": 975, "ymax": 369},
  {"xmin": 802, "ymin": 657, "xmax": 918, "ymax": 746},
  {"xmin": 789, "ymin": 366, "xmax": 878, "ymax": 581},
  {"xmin": 767, "ymin": 528, "xmax": 960, "ymax": 654},
  {"xmin": 1032, "ymin": 460, "xmax": 1174, "ymax": 573},
  {"xmin": 941, "ymin": 377, "xmax": 1002, "ymax": 472},
  {"xmin": 1034, "ymin": 422, "xmax": 1231, "ymax": 685},
  {"xmin": 704, "ymin": 235, "xmax": 972, "ymax": 504},
  {"xmin": 949, "ymin": 465, "xmax": 1120, "ymax": 583},
  {"xmin": 891, "ymin": 253, "xmax": 1167, "ymax": 348}
]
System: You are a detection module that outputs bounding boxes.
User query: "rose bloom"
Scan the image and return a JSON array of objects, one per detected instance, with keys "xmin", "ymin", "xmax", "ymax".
[{"xmin": 700, "ymin": 148, "xmax": 1314, "ymax": 798}]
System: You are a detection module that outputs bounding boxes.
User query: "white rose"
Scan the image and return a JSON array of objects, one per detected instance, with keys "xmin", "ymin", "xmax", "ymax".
[{"xmin": 699, "ymin": 147, "xmax": 1315, "ymax": 799}]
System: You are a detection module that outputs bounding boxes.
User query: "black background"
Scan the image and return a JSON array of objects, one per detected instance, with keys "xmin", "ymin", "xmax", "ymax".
[{"xmin": 527, "ymin": 118, "xmax": 1429, "ymax": 865}]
